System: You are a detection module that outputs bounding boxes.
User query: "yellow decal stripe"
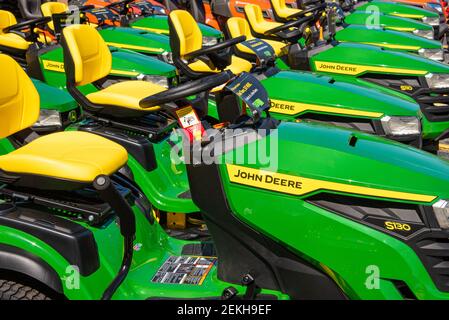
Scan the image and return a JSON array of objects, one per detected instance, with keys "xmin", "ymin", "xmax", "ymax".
[
  {"xmin": 226, "ymin": 164, "xmax": 436, "ymax": 203},
  {"xmin": 386, "ymin": 27, "xmax": 416, "ymax": 32},
  {"xmin": 106, "ymin": 42, "xmax": 164, "ymax": 53},
  {"xmin": 359, "ymin": 42, "xmax": 421, "ymax": 50},
  {"xmin": 270, "ymin": 99, "xmax": 384, "ymax": 118},
  {"xmin": 43, "ymin": 60, "xmax": 139, "ymax": 77},
  {"xmin": 110, "ymin": 69, "xmax": 140, "ymax": 76},
  {"xmin": 314, "ymin": 61, "xmax": 428, "ymax": 76},
  {"xmin": 391, "ymin": 13, "xmax": 425, "ymax": 19},
  {"xmin": 131, "ymin": 26, "xmax": 169, "ymax": 35}
]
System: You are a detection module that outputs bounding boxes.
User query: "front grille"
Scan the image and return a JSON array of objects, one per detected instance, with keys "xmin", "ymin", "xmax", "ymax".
[
  {"xmin": 362, "ymin": 74, "xmax": 449, "ymax": 123},
  {"xmin": 415, "ymin": 236, "xmax": 449, "ymax": 293}
]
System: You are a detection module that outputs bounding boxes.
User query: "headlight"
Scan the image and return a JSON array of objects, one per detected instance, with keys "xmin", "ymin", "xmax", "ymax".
[
  {"xmin": 160, "ymin": 51, "xmax": 173, "ymax": 64},
  {"xmin": 32, "ymin": 109, "xmax": 62, "ymax": 129},
  {"xmin": 413, "ymin": 29, "xmax": 435, "ymax": 40},
  {"xmin": 380, "ymin": 116, "xmax": 420, "ymax": 136},
  {"xmin": 425, "ymin": 73, "xmax": 449, "ymax": 88},
  {"xmin": 137, "ymin": 74, "xmax": 169, "ymax": 88},
  {"xmin": 418, "ymin": 48, "xmax": 444, "ymax": 61},
  {"xmin": 202, "ymin": 37, "xmax": 219, "ymax": 46},
  {"xmin": 433, "ymin": 199, "xmax": 449, "ymax": 229},
  {"xmin": 422, "ymin": 16, "xmax": 440, "ymax": 26}
]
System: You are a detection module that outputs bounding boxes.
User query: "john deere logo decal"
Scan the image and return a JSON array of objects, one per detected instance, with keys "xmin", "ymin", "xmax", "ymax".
[
  {"xmin": 226, "ymin": 164, "xmax": 436, "ymax": 202},
  {"xmin": 269, "ymin": 99, "xmax": 384, "ymax": 117},
  {"xmin": 314, "ymin": 61, "xmax": 427, "ymax": 76},
  {"xmin": 43, "ymin": 60, "xmax": 65, "ymax": 72}
]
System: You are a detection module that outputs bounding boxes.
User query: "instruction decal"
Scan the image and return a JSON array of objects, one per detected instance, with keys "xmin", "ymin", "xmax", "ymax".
[{"xmin": 152, "ymin": 256, "xmax": 216, "ymax": 285}]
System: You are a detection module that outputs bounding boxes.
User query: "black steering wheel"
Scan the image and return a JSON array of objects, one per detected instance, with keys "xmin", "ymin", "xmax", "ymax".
[
  {"xmin": 3, "ymin": 16, "xmax": 52, "ymax": 33},
  {"xmin": 184, "ymin": 36, "xmax": 246, "ymax": 60},
  {"xmin": 264, "ymin": 15, "xmax": 314, "ymax": 36},
  {"xmin": 287, "ymin": 3, "xmax": 327, "ymax": 20},
  {"xmin": 140, "ymin": 71, "xmax": 233, "ymax": 108},
  {"xmin": 106, "ymin": 0, "xmax": 135, "ymax": 14}
]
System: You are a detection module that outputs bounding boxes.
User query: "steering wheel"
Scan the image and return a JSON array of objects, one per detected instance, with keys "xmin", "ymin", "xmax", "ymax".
[
  {"xmin": 76, "ymin": 5, "xmax": 96, "ymax": 12},
  {"xmin": 106, "ymin": 0, "xmax": 135, "ymax": 14},
  {"xmin": 287, "ymin": 3, "xmax": 327, "ymax": 20},
  {"xmin": 184, "ymin": 36, "xmax": 246, "ymax": 60},
  {"xmin": 264, "ymin": 15, "xmax": 314, "ymax": 36},
  {"xmin": 3, "ymin": 16, "xmax": 52, "ymax": 33},
  {"xmin": 140, "ymin": 71, "xmax": 233, "ymax": 108}
]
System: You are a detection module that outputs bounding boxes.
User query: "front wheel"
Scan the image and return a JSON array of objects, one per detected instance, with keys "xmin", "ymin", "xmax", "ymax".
[{"xmin": 0, "ymin": 279, "xmax": 51, "ymax": 300}]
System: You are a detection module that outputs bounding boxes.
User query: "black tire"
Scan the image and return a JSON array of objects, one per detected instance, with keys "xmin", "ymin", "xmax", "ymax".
[{"xmin": 0, "ymin": 279, "xmax": 51, "ymax": 300}]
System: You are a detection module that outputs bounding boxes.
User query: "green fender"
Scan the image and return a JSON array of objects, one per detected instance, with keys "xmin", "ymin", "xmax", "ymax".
[
  {"xmin": 31, "ymin": 78, "xmax": 77, "ymax": 113},
  {"xmin": 99, "ymin": 27, "xmax": 171, "ymax": 54},
  {"xmin": 129, "ymin": 14, "xmax": 223, "ymax": 38},
  {"xmin": 38, "ymin": 46, "xmax": 177, "ymax": 89},
  {"xmin": 344, "ymin": 12, "xmax": 434, "ymax": 32},
  {"xmin": 335, "ymin": 25, "xmax": 442, "ymax": 51},
  {"xmin": 356, "ymin": 1, "xmax": 440, "ymax": 19}
]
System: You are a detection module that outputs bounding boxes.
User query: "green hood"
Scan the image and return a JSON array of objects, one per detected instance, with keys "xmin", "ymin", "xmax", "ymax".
[
  {"xmin": 311, "ymin": 42, "xmax": 449, "ymax": 76},
  {"xmin": 344, "ymin": 12, "xmax": 434, "ymax": 31},
  {"xmin": 261, "ymin": 71, "xmax": 419, "ymax": 118},
  {"xmin": 222, "ymin": 121, "xmax": 449, "ymax": 202},
  {"xmin": 99, "ymin": 27, "xmax": 171, "ymax": 54},
  {"xmin": 335, "ymin": 25, "xmax": 441, "ymax": 51},
  {"xmin": 356, "ymin": 1, "xmax": 440, "ymax": 19},
  {"xmin": 130, "ymin": 14, "xmax": 223, "ymax": 38}
]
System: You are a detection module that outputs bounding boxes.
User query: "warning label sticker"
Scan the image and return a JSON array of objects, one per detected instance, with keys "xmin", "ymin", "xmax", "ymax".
[{"xmin": 151, "ymin": 256, "xmax": 216, "ymax": 285}]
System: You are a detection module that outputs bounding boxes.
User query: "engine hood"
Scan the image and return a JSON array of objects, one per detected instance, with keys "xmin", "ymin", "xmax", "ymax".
[
  {"xmin": 219, "ymin": 121, "xmax": 449, "ymax": 203},
  {"xmin": 344, "ymin": 12, "xmax": 434, "ymax": 31},
  {"xmin": 335, "ymin": 25, "xmax": 441, "ymax": 50},
  {"xmin": 261, "ymin": 70, "xmax": 419, "ymax": 117},
  {"xmin": 311, "ymin": 42, "xmax": 449, "ymax": 76}
]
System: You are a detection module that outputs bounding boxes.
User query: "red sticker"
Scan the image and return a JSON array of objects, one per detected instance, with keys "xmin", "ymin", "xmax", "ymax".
[{"xmin": 175, "ymin": 106, "xmax": 205, "ymax": 142}]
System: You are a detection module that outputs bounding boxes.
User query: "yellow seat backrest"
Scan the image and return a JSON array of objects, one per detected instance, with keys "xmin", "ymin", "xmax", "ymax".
[
  {"xmin": 41, "ymin": 2, "xmax": 68, "ymax": 31},
  {"xmin": 271, "ymin": 0, "xmax": 297, "ymax": 17},
  {"xmin": 0, "ymin": 10, "xmax": 18, "ymax": 34},
  {"xmin": 169, "ymin": 10, "xmax": 203, "ymax": 58},
  {"xmin": 226, "ymin": 17, "xmax": 254, "ymax": 40},
  {"xmin": 0, "ymin": 54, "xmax": 39, "ymax": 139},
  {"xmin": 62, "ymin": 24, "xmax": 112, "ymax": 86},
  {"xmin": 244, "ymin": 4, "xmax": 282, "ymax": 34}
]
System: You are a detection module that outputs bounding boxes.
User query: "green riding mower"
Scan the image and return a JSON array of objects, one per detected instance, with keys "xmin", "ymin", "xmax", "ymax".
[
  {"xmin": 167, "ymin": 9, "xmax": 449, "ymax": 155},
  {"xmin": 4, "ymin": 48, "xmax": 449, "ymax": 300},
  {"xmin": 213, "ymin": 5, "xmax": 449, "ymax": 152},
  {"xmin": 0, "ymin": 8, "xmax": 179, "ymax": 89}
]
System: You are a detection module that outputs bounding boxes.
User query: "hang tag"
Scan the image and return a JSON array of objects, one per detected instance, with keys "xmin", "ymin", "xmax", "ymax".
[
  {"xmin": 175, "ymin": 106, "xmax": 205, "ymax": 142},
  {"xmin": 240, "ymin": 39, "xmax": 275, "ymax": 63}
]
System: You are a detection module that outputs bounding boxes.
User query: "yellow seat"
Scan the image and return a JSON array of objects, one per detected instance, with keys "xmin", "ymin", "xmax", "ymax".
[
  {"xmin": 244, "ymin": 4, "xmax": 283, "ymax": 35},
  {"xmin": 226, "ymin": 17, "xmax": 287, "ymax": 57},
  {"xmin": 0, "ymin": 10, "xmax": 31, "ymax": 50},
  {"xmin": 0, "ymin": 131, "xmax": 128, "ymax": 183},
  {"xmin": 270, "ymin": 0, "xmax": 302, "ymax": 20},
  {"xmin": 87, "ymin": 80, "xmax": 165, "ymax": 110},
  {"xmin": 169, "ymin": 10, "xmax": 252, "ymax": 75},
  {"xmin": 40, "ymin": 2, "xmax": 68, "ymax": 31},
  {"xmin": 0, "ymin": 33, "xmax": 31, "ymax": 50},
  {"xmin": 0, "ymin": 54, "xmax": 127, "ymax": 184},
  {"xmin": 62, "ymin": 24, "xmax": 164, "ymax": 113}
]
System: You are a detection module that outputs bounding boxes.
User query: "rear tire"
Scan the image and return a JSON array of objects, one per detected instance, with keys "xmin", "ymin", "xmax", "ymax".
[{"xmin": 0, "ymin": 279, "xmax": 51, "ymax": 300}]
